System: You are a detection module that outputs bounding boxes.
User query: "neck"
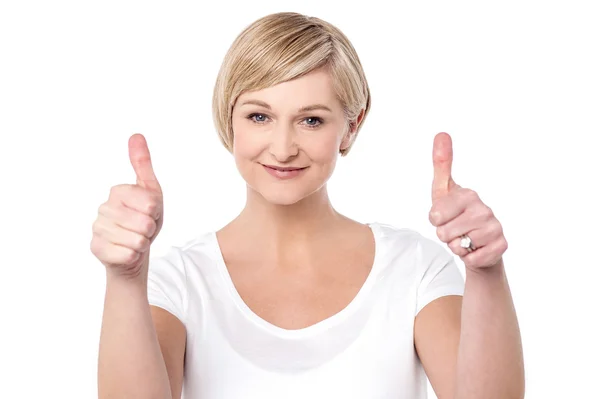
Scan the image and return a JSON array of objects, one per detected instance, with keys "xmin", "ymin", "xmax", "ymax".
[{"xmin": 234, "ymin": 184, "xmax": 345, "ymax": 245}]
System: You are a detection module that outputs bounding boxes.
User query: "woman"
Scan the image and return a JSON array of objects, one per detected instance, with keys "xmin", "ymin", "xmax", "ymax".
[{"xmin": 92, "ymin": 12, "xmax": 524, "ymax": 399}]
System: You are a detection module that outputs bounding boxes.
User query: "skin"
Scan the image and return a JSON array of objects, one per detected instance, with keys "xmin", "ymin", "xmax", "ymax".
[
  {"xmin": 216, "ymin": 65, "xmax": 374, "ymax": 330},
  {"xmin": 109, "ymin": 65, "xmax": 524, "ymax": 398},
  {"xmin": 421, "ymin": 133, "xmax": 525, "ymax": 398},
  {"xmin": 95, "ymin": 135, "xmax": 183, "ymax": 399},
  {"xmin": 217, "ymin": 65, "xmax": 524, "ymax": 397}
]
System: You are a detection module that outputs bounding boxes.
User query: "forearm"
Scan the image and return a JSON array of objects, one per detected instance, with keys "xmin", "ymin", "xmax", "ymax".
[
  {"xmin": 454, "ymin": 260, "xmax": 525, "ymax": 399},
  {"xmin": 98, "ymin": 268, "xmax": 172, "ymax": 399}
]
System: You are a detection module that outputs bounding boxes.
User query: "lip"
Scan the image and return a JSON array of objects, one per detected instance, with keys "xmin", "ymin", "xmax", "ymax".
[
  {"xmin": 262, "ymin": 164, "xmax": 307, "ymax": 171},
  {"xmin": 261, "ymin": 164, "xmax": 308, "ymax": 179}
]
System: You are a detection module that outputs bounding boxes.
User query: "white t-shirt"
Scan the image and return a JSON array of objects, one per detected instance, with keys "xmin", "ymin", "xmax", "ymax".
[{"xmin": 147, "ymin": 222, "xmax": 465, "ymax": 399}]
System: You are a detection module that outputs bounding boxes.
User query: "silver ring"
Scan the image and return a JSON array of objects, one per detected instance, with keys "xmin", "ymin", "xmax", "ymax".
[{"xmin": 460, "ymin": 234, "xmax": 476, "ymax": 252}]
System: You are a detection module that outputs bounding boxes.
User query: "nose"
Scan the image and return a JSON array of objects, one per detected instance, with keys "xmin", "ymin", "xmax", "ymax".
[{"xmin": 269, "ymin": 123, "xmax": 299, "ymax": 162}]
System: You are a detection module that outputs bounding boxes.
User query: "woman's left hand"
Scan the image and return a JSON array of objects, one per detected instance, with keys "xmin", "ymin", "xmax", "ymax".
[{"xmin": 428, "ymin": 132, "xmax": 507, "ymax": 272}]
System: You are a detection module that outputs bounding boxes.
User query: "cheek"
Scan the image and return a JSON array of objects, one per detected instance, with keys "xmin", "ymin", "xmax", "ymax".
[
  {"xmin": 305, "ymin": 132, "xmax": 341, "ymax": 163},
  {"xmin": 232, "ymin": 123, "xmax": 263, "ymax": 160}
]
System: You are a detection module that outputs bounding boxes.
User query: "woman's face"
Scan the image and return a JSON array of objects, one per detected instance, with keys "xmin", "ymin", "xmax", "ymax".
[{"xmin": 231, "ymin": 67, "xmax": 359, "ymax": 206}]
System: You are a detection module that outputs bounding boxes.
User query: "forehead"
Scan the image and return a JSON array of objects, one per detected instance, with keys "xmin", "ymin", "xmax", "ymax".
[{"xmin": 235, "ymin": 68, "xmax": 341, "ymax": 111}]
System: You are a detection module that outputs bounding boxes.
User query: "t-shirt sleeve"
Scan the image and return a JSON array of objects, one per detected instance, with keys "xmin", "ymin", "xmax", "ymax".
[
  {"xmin": 415, "ymin": 235, "xmax": 465, "ymax": 316},
  {"xmin": 147, "ymin": 245, "xmax": 188, "ymax": 325}
]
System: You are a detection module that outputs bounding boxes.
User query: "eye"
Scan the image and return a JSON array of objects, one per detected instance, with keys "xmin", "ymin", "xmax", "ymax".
[
  {"xmin": 303, "ymin": 117, "xmax": 324, "ymax": 129},
  {"xmin": 246, "ymin": 113, "xmax": 324, "ymax": 129},
  {"xmin": 247, "ymin": 113, "xmax": 270, "ymax": 124}
]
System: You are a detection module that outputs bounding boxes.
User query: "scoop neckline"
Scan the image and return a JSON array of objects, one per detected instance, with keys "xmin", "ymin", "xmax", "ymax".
[{"xmin": 210, "ymin": 222, "xmax": 381, "ymax": 339}]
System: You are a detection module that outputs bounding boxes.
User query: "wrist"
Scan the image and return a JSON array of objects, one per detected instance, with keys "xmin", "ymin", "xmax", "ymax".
[
  {"xmin": 465, "ymin": 258, "xmax": 505, "ymax": 280},
  {"xmin": 105, "ymin": 267, "xmax": 148, "ymax": 291}
]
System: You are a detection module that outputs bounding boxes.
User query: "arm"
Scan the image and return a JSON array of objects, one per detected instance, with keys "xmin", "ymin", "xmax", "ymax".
[
  {"xmin": 454, "ymin": 260, "xmax": 524, "ymax": 398},
  {"xmin": 95, "ymin": 133, "xmax": 186, "ymax": 398},
  {"xmin": 151, "ymin": 305, "xmax": 187, "ymax": 399},
  {"xmin": 98, "ymin": 261, "xmax": 185, "ymax": 399},
  {"xmin": 414, "ymin": 259, "xmax": 525, "ymax": 399},
  {"xmin": 414, "ymin": 295, "xmax": 461, "ymax": 399},
  {"xmin": 423, "ymin": 132, "xmax": 525, "ymax": 397}
]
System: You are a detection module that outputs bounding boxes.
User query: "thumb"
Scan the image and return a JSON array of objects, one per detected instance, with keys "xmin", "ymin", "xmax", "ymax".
[
  {"xmin": 128, "ymin": 133, "xmax": 162, "ymax": 193},
  {"xmin": 431, "ymin": 132, "xmax": 456, "ymax": 202}
]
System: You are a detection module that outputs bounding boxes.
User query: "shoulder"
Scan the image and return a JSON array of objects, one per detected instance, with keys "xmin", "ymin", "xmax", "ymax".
[
  {"xmin": 148, "ymin": 231, "xmax": 222, "ymax": 285},
  {"xmin": 371, "ymin": 222, "xmax": 450, "ymax": 259},
  {"xmin": 147, "ymin": 231, "xmax": 221, "ymax": 315},
  {"xmin": 178, "ymin": 231, "xmax": 220, "ymax": 259},
  {"xmin": 371, "ymin": 221, "xmax": 420, "ymax": 240},
  {"xmin": 370, "ymin": 222, "xmax": 456, "ymax": 276},
  {"xmin": 154, "ymin": 231, "xmax": 219, "ymax": 263}
]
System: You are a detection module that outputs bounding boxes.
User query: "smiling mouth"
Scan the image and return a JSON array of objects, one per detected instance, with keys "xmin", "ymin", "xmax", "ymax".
[
  {"xmin": 261, "ymin": 164, "xmax": 309, "ymax": 179},
  {"xmin": 262, "ymin": 164, "xmax": 308, "ymax": 171}
]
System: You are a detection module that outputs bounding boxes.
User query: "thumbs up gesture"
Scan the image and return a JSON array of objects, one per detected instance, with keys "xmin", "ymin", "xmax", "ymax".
[
  {"xmin": 90, "ymin": 134, "xmax": 164, "ymax": 280},
  {"xmin": 429, "ymin": 132, "xmax": 507, "ymax": 271}
]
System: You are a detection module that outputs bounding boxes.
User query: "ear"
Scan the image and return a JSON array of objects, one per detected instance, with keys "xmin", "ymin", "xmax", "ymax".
[
  {"xmin": 340, "ymin": 129, "xmax": 354, "ymax": 151},
  {"xmin": 340, "ymin": 109, "xmax": 365, "ymax": 151}
]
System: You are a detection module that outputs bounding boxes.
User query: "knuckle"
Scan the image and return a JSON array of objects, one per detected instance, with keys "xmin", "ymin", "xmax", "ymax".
[
  {"xmin": 91, "ymin": 218, "xmax": 105, "ymax": 235},
  {"xmin": 429, "ymin": 209, "xmax": 441, "ymax": 225},
  {"xmin": 142, "ymin": 217, "xmax": 156, "ymax": 237},
  {"xmin": 124, "ymin": 248, "xmax": 139, "ymax": 264},
  {"xmin": 133, "ymin": 234, "xmax": 149, "ymax": 251},
  {"xmin": 463, "ymin": 189, "xmax": 478, "ymax": 201},
  {"xmin": 91, "ymin": 220, "xmax": 99, "ymax": 234},
  {"xmin": 495, "ymin": 220, "xmax": 503, "ymax": 233},
  {"xmin": 109, "ymin": 185, "xmax": 122, "ymax": 197},
  {"xmin": 110, "ymin": 184, "xmax": 132, "ymax": 199},
  {"xmin": 91, "ymin": 235, "xmax": 109, "ymax": 260},
  {"xmin": 89, "ymin": 235, "xmax": 100, "ymax": 255},
  {"xmin": 436, "ymin": 228, "xmax": 446, "ymax": 242},
  {"xmin": 429, "ymin": 212, "xmax": 436, "ymax": 225},
  {"xmin": 145, "ymin": 201, "xmax": 158, "ymax": 216},
  {"xmin": 97, "ymin": 202, "xmax": 115, "ymax": 219},
  {"xmin": 97, "ymin": 202, "xmax": 107, "ymax": 215},
  {"xmin": 475, "ymin": 205, "xmax": 491, "ymax": 220},
  {"xmin": 484, "ymin": 205, "xmax": 494, "ymax": 217},
  {"xmin": 144, "ymin": 193, "xmax": 161, "ymax": 216}
]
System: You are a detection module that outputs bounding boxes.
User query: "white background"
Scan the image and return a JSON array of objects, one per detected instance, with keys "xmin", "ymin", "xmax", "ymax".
[{"xmin": 1, "ymin": 1, "xmax": 598, "ymax": 398}]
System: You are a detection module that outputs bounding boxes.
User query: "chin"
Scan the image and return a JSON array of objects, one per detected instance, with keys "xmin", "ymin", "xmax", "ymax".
[
  {"xmin": 238, "ymin": 162, "xmax": 334, "ymax": 206},
  {"xmin": 256, "ymin": 185, "xmax": 315, "ymax": 206}
]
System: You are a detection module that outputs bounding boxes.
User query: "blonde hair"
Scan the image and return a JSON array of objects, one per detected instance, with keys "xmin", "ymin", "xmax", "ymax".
[{"xmin": 212, "ymin": 12, "xmax": 371, "ymax": 156}]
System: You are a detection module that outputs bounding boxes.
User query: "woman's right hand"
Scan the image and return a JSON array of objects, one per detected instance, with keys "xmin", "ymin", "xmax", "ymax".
[{"xmin": 90, "ymin": 133, "xmax": 164, "ymax": 280}]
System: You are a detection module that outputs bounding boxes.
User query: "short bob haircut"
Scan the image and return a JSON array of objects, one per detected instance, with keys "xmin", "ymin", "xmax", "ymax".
[{"xmin": 212, "ymin": 12, "xmax": 371, "ymax": 156}]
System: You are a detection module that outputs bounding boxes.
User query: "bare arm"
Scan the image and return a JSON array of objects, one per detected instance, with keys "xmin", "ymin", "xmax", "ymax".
[
  {"xmin": 425, "ymin": 132, "xmax": 524, "ymax": 397},
  {"xmin": 414, "ymin": 295, "xmax": 462, "ymax": 399},
  {"xmin": 454, "ymin": 260, "xmax": 525, "ymax": 398},
  {"xmin": 98, "ymin": 265, "xmax": 173, "ymax": 399},
  {"xmin": 415, "ymin": 260, "xmax": 525, "ymax": 399},
  {"xmin": 93, "ymin": 134, "xmax": 187, "ymax": 397},
  {"xmin": 151, "ymin": 305, "xmax": 187, "ymax": 399}
]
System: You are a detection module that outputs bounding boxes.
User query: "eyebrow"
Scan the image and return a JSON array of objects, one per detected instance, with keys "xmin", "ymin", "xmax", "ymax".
[{"xmin": 240, "ymin": 99, "xmax": 333, "ymax": 113}]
